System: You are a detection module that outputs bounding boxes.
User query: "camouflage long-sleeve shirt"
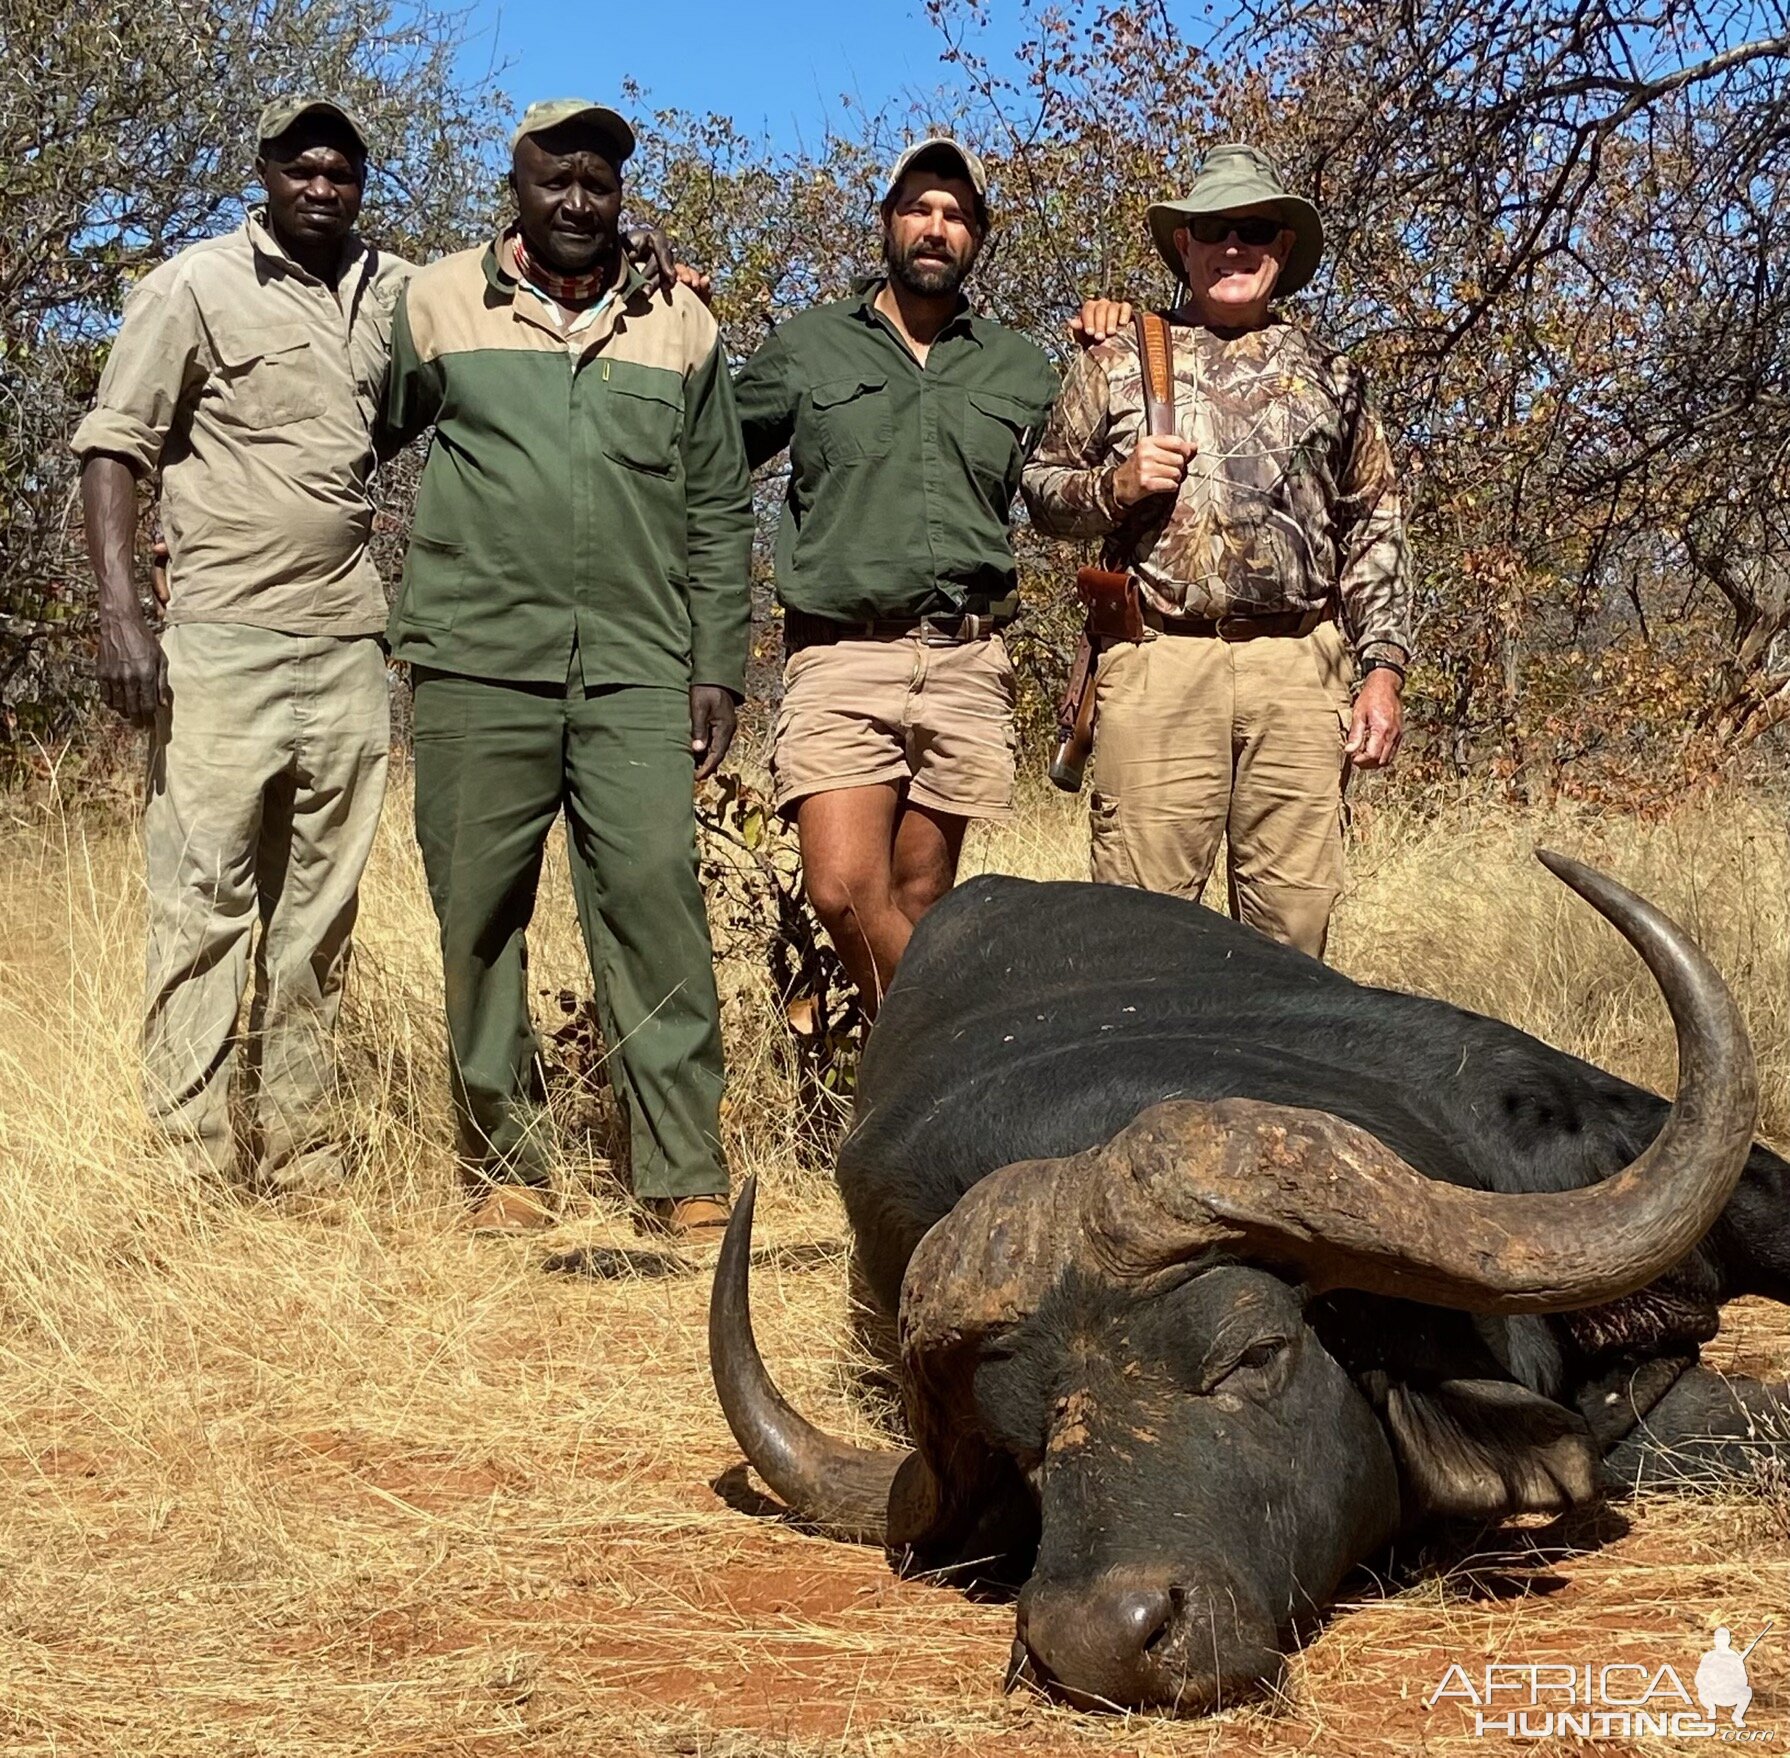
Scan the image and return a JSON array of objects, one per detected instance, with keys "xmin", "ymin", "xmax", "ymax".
[{"xmin": 1021, "ymin": 318, "xmax": 1411, "ymax": 666}]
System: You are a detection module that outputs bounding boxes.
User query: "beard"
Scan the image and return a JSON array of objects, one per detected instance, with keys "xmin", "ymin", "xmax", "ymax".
[{"xmin": 885, "ymin": 233, "xmax": 975, "ymax": 297}]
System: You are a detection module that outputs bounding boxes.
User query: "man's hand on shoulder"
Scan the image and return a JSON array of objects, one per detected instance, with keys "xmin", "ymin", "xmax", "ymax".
[
  {"xmin": 624, "ymin": 226, "xmax": 713, "ymax": 306},
  {"xmin": 671, "ymin": 261, "xmax": 714, "ymax": 305},
  {"xmin": 1346, "ymin": 666, "xmax": 1405, "ymax": 771},
  {"xmin": 1112, "ymin": 434, "xmax": 1196, "ymax": 508},
  {"xmin": 1069, "ymin": 297, "xmax": 1134, "ymax": 348},
  {"xmin": 689, "ymin": 685, "xmax": 737, "ymax": 781}
]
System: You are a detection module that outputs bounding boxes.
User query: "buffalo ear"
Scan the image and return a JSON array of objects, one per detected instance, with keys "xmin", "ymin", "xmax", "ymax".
[{"xmin": 1380, "ymin": 1377, "xmax": 1601, "ymax": 1522}]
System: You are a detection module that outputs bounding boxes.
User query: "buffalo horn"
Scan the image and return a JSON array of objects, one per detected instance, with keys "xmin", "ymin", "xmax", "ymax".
[
  {"xmin": 901, "ymin": 852, "xmax": 1758, "ymax": 1344},
  {"xmin": 709, "ymin": 1176, "xmax": 939, "ymax": 1543},
  {"xmin": 1088, "ymin": 850, "xmax": 1758, "ymax": 1313}
]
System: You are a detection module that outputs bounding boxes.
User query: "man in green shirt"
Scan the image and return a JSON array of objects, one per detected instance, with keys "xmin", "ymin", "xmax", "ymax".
[
  {"xmin": 734, "ymin": 139, "xmax": 1057, "ymax": 1015},
  {"xmin": 381, "ymin": 100, "xmax": 753, "ymax": 1236}
]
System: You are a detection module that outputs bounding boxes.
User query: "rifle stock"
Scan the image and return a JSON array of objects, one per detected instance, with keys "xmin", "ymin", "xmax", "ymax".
[
  {"xmin": 1050, "ymin": 567, "xmax": 1146, "ymax": 793},
  {"xmin": 1050, "ymin": 629, "xmax": 1099, "ymax": 791}
]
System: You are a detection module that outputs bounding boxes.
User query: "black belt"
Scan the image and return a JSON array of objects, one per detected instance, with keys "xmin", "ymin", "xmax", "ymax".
[{"xmin": 785, "ymin": 607, "xmax": 1007, "ymax": 651}]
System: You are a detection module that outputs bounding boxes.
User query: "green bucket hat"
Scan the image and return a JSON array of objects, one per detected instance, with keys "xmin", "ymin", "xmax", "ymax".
[{"xmin": 1146, "ymin": 143, "xmax": 1323, "ymax": 295}]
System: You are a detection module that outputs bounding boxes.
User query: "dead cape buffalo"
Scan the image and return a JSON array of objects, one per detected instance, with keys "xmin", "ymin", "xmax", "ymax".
[{"xmin": 709, "ymin": 853, "xmax": 1790, "ymax": 1715}]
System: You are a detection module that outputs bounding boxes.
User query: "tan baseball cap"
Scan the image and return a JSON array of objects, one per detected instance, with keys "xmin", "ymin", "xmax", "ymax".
[
  {"xmin": 511, "ymin": 98, "xmax": 636, "ymax": 163},
  {"xmin": 882, "ymin": 136, "xmax": 988, "ymax": 204},
  {"xmin": 255, "ymin": 95, "xmax": 370, "ymax": 156}
]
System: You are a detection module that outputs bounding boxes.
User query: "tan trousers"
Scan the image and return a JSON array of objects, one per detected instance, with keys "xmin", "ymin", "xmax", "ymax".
[
  {"xmin": 143, "ymin": 623, "xmax": 390, "ymax": 1185},
  {"xmin": 1088, "ymin": 617, "xmax": 1353, "ymax": 958}
]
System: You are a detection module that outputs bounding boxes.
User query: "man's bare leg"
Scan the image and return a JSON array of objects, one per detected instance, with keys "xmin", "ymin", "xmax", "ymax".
[
  {"xmin": 797, "ymin": 784, "xmax": 909, "ymax": 1015},
  {"xmin": 890, "ymin": 799, "xmax": 968, "ymax": 924}
]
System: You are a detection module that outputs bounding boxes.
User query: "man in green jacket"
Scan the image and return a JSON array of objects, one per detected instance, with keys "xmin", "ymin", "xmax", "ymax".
[
  {"xmin": 381, "ymin": 99, "xmax": 753, "ymax": 1236},
  {"xmin": 733, "ymin": 139, "xmax": 1057, "ymax": 1015}
]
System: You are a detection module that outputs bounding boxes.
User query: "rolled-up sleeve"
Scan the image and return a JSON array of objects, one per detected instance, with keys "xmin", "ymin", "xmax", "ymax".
[
  {"xmin": 70, "ymin": 274, "xmax": 203, "ymax": 475},
  {"xmin": 1335, "ymin": 377, "xmax": 1412, "ymax": 668},
  {"xmin": 1020, "ymin": 347, "xmax": 1123, "ymax": 538}
]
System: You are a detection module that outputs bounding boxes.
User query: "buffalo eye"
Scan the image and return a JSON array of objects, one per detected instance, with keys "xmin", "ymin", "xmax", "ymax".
[{"xmin": 1205, "ymin": 1334, "xmax": 1294, "ymax": 1393}]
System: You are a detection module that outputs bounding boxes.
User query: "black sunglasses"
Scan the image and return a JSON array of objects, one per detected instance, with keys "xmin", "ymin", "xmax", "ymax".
[{"xmin": 1186, "ymin": 214, "xmax": 1286, "ymax": 247}]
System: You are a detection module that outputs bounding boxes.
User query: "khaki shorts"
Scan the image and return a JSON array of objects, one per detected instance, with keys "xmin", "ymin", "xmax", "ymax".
[{"xmin": 772, "ymin": 632, "xmax": 1019, "ymax": 819}]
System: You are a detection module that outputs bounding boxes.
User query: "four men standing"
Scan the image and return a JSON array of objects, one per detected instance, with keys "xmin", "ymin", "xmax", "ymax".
[{"xmin": 77, "ymin": 100, "xmax": 1410, "ymax": 1215}]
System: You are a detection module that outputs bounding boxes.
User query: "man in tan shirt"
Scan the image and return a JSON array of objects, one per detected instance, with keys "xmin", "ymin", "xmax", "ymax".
[{"xmin": 73, "ymin": 96, "xmax": 409, "ymax": 1194}]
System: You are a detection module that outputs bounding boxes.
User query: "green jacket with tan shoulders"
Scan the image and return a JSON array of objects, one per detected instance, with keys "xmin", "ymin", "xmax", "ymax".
[{"xmin": 380, "ymin": 235, "xmax": 753, "ymax": 694}]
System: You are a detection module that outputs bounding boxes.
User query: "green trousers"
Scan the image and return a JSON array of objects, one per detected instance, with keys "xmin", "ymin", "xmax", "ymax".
[{"xmin": 410, "ymin": 664, "xmax": 726, "ymax": 1200}]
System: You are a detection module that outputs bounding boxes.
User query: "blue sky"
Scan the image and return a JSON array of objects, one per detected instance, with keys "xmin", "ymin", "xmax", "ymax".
[
  {"xmin": 461, "ymin": 0, "xmax": 1026, "ymax": 146},
  {"xmin": 458, "ymin": 0, "xmax": 1789, "ymax": 149}
]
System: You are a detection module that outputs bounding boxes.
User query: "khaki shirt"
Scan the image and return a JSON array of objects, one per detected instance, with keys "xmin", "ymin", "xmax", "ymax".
[
  {"xmin": 71, "ymin": 210, "xmax": 412, "ymax": 636},
  {"xmin": 1022, "ymin": 318, "xmax": 1411, "ymax": 667}
]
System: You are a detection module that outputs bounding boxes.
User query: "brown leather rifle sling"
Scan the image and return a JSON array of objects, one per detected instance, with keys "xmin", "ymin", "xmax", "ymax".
[
  {"xmin": 1049, "ymin": 312, "xmax": 1178, "ymax": 792},
  {"xmin": 1136, "ymin": 309, "xmax": 1177, "ymax": 439}
]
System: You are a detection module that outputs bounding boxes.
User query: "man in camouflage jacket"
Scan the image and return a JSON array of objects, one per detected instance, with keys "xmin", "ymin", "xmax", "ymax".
[{"xmin": 1023, "ymin": 144, "xmax": 1410, "ymax": 958}]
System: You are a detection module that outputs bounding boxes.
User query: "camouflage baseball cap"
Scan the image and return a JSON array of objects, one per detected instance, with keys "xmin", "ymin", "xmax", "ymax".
[
  {"xmin": 881, "ymin": 136, "xmax": 988, "ymax": 204},
  {"xmin": 1147, "ymin": 143, "xmax": 1324, "ymax": 294},
  {"xmin": 255, "ymin": 95, "xmax": 371, "ymax": 156},
  {"xmin": 511, "ymin": 99, "xmax": 636, "ymax": 163}
]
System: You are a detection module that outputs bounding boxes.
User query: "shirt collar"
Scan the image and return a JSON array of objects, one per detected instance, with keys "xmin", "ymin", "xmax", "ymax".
[
  {"xmin": 852, "ymin": 275, "xmax": 982, "ymax": 346},
  {"xmin": 1169, "ymin": 304, "xmax": 1290, "ymax": 344},
  {"xmin": 515, "ymin": 272, "xmax": 614, "ymax": 337},
  {"xmin": 244, "ymin": 205, "xmax": 364, "ymax": 286},
  {"xmin": 484, "ymin": 226, "xmax": 649, "ymax": 307}
]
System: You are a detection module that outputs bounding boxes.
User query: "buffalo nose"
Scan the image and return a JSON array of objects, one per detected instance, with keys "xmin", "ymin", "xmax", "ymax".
[
  {"xmin": 1016, "ymin": 1569, "xmax": 1282, "ymax": 1713},
  {"xmin": 1016, "ymin": 1571, "xmax": 1176, "ymax": 1708}
]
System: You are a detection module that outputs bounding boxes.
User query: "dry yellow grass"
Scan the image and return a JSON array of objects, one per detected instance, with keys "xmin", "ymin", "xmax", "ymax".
[{"xmin": 0, "ymin": 771, "xmax": 1785, "ymax": 1755}]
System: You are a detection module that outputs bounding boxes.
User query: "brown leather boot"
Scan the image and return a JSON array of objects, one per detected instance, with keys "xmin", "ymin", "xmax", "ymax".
[
  {"xmin": 638, "ymin": 1194, "xmax": 732, "ymax": 1244},
  {"xmin": 469, "ymin": 1184, "xmax": 560, "ymax": 1235}
]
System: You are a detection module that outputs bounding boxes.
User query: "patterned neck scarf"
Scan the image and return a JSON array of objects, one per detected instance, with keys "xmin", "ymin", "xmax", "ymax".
[{"xmin": 512, "ymin": 233, "xmax": 610, "ymax": 306}]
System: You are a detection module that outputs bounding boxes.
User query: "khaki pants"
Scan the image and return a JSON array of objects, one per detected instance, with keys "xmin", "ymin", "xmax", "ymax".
[
  {"xmin": 1088, "ymin": 617, "xmax": 1353, "ymax": 958},
  {"xmin": 143, "ymin": 623, "xmax": 390, "ymax": 1185}
]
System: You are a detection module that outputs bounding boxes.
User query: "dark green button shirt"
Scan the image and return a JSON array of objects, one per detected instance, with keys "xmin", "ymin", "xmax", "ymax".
[{"xmin": 734, "ymin": 282, "xmax": 1058, "ymax": 623}]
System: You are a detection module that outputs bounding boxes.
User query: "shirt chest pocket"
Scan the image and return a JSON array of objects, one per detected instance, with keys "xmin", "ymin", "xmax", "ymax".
[
  {"xmin": 963, "ymin": 389, "xmax": 1033, "ymax": 484},
  {"xmin": 208, "ymin": 324, "xmax": 328, "ymax": 428},
  {"xmin": 599, "ymin": 376, "xmax": 684, "ymax": 476},
  {"xmin": 808, "ymin": 374, "xmax": 892, "ymax": 465}
]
